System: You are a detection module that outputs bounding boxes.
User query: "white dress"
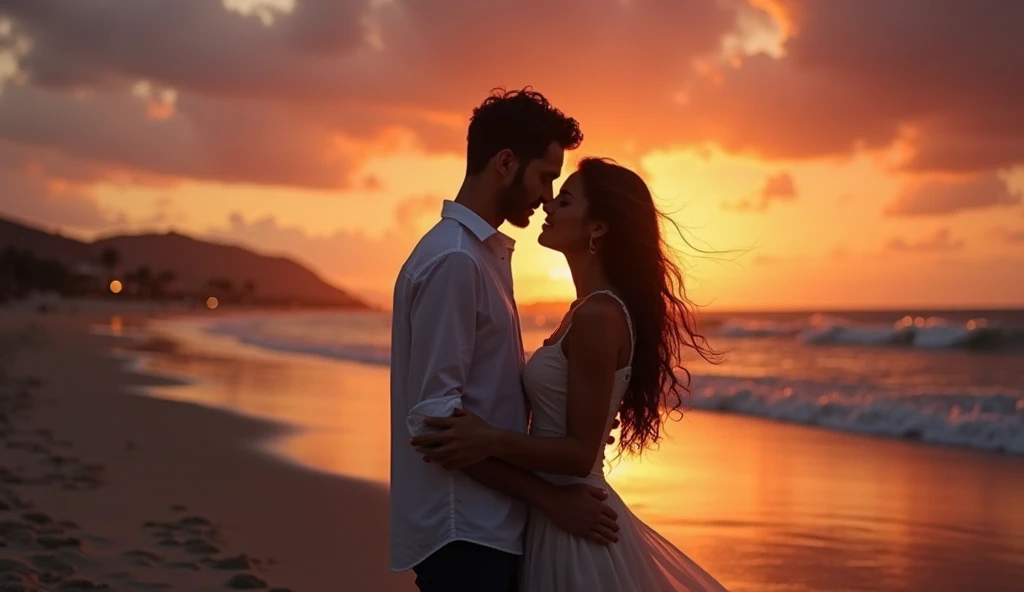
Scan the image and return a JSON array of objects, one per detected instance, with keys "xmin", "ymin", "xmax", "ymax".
[{"xmin": 520, "ymin": 291, "xmax": 728, "ymax": 592}]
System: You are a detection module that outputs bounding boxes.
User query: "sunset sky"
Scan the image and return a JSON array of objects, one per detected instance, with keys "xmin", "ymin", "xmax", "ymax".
[{"xmin": 1, "ymin": 0, "xmax": 1022, "ymax": 310}]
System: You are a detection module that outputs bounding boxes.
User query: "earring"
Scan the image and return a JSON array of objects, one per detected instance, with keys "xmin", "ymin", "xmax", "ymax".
[{"xmin": 588, "ymin": 236, "xmax": 597, "ymax": 255}]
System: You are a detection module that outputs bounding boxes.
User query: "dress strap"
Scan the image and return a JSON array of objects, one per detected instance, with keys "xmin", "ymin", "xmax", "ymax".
[{"xmin": 576, "ymin": 290, "xmax": 635, "ymax": 367}]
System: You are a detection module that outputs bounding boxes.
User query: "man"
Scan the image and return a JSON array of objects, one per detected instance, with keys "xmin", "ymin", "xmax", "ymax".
[{"xmin": 389, "ymin": 89, "xmax": 619, "ymax": 592}]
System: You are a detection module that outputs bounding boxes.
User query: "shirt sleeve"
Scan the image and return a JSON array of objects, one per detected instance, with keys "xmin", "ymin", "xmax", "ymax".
[{"xmin": 405, "ymin": 251, "xmax": 481, "ymax": 417}]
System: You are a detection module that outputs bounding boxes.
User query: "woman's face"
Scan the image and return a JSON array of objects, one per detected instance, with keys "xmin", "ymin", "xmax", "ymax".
[{"xmin": 537, "ymin": 171, "xmax": 595, "ymax": 254}]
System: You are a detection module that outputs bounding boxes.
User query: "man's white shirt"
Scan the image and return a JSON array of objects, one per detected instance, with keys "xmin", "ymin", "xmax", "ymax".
[{"xmin": 389, "ymin": 200, "xmax": 528, "ymax": 572}]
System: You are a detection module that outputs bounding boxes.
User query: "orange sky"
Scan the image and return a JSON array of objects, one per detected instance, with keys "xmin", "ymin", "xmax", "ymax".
[{"xmin": 1, "ymin": 0, "xmax": 1022, "ymax": 309}]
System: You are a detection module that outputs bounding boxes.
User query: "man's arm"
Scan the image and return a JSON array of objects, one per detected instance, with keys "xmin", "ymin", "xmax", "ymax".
[
  {"xmin": 463, "ymin": 460, "xmax": 617, "ymax": 544},
  {"xmin": 417, "ymin": 300, "xmax": 620, "ymax": 478},
  {"xmin": 406, "ymin": 251, "xmax": 480, "ymax": 412},
  {"xmin": 406, "ymin": 253, "xmax": 618, "ymax": 544}
]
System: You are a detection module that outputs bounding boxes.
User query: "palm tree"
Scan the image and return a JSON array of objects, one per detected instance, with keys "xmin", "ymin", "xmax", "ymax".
[
  {"xmin": 123, "ymin": 269, "xmax": 138, "ymax": 296},
  {"xmin": 205, "ymin": 277, "xmax": 234, "ymax": 299},
  {"xmin": 154, "ymin": 270, "xmax": 177, "ymax": 299},
  {"xmin": 99, "ymin": 247, "xmax": 120, "ymax": 280},
  {"xmin": 242, "ymin": 280, "xmax": 256, "ymax": 304},
  {"xmin": 126, "ymin": 266, "xmax": 153, "ymax": 297}
]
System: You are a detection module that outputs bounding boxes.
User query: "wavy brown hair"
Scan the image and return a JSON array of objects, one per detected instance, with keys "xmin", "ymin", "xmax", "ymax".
[{"xmin": 578, "ymin": 157, "xmax": 722, "ymax": 457}]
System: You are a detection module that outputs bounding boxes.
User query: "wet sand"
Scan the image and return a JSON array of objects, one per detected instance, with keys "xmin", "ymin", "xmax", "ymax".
[{"xmin": 0, "ymin": 306, "xmax": 411, "ymax": 591}]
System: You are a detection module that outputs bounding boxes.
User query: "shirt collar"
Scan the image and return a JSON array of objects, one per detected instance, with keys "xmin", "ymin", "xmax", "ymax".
[{"xmin": 441, "ymin": 200, "xmax": 515, "ymax": 250}]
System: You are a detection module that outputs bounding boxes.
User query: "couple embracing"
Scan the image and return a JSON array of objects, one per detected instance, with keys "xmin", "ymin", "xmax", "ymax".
[{"xmin": 389, "ymin": 88, "xmax": 727, "ymax": 592}]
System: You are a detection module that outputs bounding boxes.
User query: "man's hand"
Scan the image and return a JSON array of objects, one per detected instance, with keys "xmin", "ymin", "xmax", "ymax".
[
  {"xmin": 411, "ymin": 408, "xmax": 497, "ymax": 470},
  {"xmin": 540, "ymin": 483, "xmax": 619, "ymax": 545}
]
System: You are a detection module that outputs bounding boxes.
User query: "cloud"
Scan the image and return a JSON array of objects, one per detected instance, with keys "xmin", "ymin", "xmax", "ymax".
[
  {"xmin": 0, "ymin": 140, "xmax": 123, "ymax": 230},
  {"xmin": 0, "ymin": 168, "xmax": 116, "ymax": 230},
  {"xmin": 360, "ymin": 174, "xmax": 383, "ymax": 192},
  {"xmin": 394, "ymin": 195, "xmax": 441, "ymax": 229},
  {"xmin": 829, "ymin": 246, "xmax": 849, "ymax": 260},
  {"xmin": 138, "ymin": 196, "xmax": 189, "ymax": 227},
  {"xmin": 722, "ymin": 171, "xmax": 797, "ymax": 211},
  {"xmin": 760, "ymin": 172, "xmax": 797, "ymax": 206},
  {"xmin": 0, "ymin": 0, "xmax": 743, "ymax": 189},
  {"xmin": 885, "ymin": 228, "xmax": 964, "ymax": 253},
  {"xmin": 752, "ymin": 254, "xmax": 785, "ymax": 266},
  {"xmin": 0, "ymin": 83, "xmax": 359, "ymax": 189},
  {"xmin": 204, "ymin": 194, "xmax": 444, "ymax": 292},
  {"xmin": 751, "ymin": 251, "xmax": 808, "ymax": 266},
  {"xmin": 1, "ymin": 0, "xmax": 1022, "ymax": 202},
  {"xmin": 992, "ymin": 227, "xmax": 1024, "ymax": 244},
  {"xmin": 675, "ymin": 1, "xmax": 1024, "ymax": 174},
  {"xmin": 884, "ymin": 173, "xmax": 1021, "ymax": 216}
]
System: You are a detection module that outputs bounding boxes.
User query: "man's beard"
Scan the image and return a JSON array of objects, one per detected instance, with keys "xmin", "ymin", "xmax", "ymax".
[{"xmin": 498, "ymin": 171, "xmax": 533, "ymax": 229}]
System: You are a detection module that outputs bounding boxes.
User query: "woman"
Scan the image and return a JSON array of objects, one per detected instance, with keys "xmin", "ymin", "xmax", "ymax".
[{"xmin": 412, "ymin": 158, "xmax": 727, "ymax": 591}]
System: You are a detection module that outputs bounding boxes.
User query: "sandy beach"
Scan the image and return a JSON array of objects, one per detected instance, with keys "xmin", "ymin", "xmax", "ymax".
[
  {"xmin": 0, "ymin": 304, "xmax": 412, "ymax": 591},
  {"xmin": 2, "ymin": 303, "xmax": 1024, "ymax": 592}
]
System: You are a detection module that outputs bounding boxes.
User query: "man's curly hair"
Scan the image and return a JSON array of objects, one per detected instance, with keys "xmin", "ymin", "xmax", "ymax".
[{"xmin": 466, "ymin": 87, "xmax": 583, "ymax": 175}]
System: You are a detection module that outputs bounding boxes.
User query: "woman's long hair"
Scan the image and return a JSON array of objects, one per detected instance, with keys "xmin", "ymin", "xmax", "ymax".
[{"xmin": 578, "ymin": 157, "xmax": 722, "ymax": 457}]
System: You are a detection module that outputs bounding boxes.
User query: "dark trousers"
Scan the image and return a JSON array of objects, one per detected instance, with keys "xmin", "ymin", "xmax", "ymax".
[{"xmin": 413, "ymin": 541, "xmax": 519, "ymax": 592}]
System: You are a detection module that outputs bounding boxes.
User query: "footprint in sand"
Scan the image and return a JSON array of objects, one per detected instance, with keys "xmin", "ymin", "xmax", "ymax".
[
  {"xmin": 203, "ymin": 554, "xmax": 260, "ymax": 570},
  {"xmin": 0, "ymin": 557, "xmax": 40, "ymax": 588},
  {"xmin": 36, "ymin": 535, "xmax": 83, "ymax": 550},
  {"xmin": 226, "ymin": 573, "xmax": 268, "ymax": 589},
  {"xmin": 28, "ymin": 553, "xmax": 76, "ymax": 577},
  {"xmin": 184, "ymin": 538, "xmax": 220, "ymax": 554},
  {"xmin": 124, "ymin": 549, "xmax": 163, "ymax": 562},
  {"xmin": 157, "ymin": 534, "xmax": 183, "ymax": 547},
  {"xmin": 22, "ymin": 510, "xmax": 53, "ymax": 525},
  {"xmin": 55, "ymin": 578, "xmax": 114, "ymax": 590},
  {"xmin": 0, "ymin": 517, "xmax": 38, "ymax": 547}
]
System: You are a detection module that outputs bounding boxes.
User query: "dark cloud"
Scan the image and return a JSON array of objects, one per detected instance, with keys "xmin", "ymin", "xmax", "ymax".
[
  {"xmin": 885, "ymin": 228, "xmax": 964, "ymax": 253},
  {"xmin": 2, "ymin": 0, "xmax": 1023, "ymax": 194},
  {"xmin": 0, "ymin": 0, "xmax": 742, "ymax": 188},
  {"xmin": 0, "ymin": 0, "xmax": 366, "ymax": 96},
  {"xmin": 883, "ymin": 174, "xmax": 1021, "ymax": 217},
  {"xmin": 0, "ymin": 83, "xmax": 356, "ymax": 188},
  {"xmin": 678, "ymin": 0, "xmax": 1024, "ymax": 172},
  {"xmin": 898, "ymin": 118, "xmax": 1024, "ymax": 174}
]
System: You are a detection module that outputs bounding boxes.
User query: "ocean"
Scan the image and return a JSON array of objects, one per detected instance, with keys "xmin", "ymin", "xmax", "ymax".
[
  {"xmin": 201, "ymin": 307, "xmax": 1024, "ymax": 455},
  {"xmin": 118, "ymin": 306, "xmax": 1024, "ymax": 591}
]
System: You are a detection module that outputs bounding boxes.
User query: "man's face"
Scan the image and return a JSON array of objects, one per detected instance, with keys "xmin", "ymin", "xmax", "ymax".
[{"xmin": 498, "ymin": 142, "xmax": 564, "ymax": 229}]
